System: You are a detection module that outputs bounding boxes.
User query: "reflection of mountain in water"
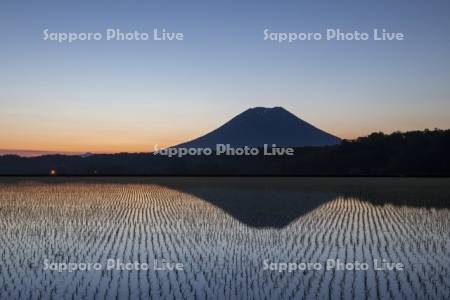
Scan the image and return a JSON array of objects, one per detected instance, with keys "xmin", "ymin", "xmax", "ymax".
[
  {"xmin": 154, "ymin": 177, "xmax": 450, "ymax": 228},
  {"xmin": 166, "ymin": 186, "xmax": 334, "ymax": 228},
  {"xmin": 2, "ymin": 177, "xmax": 448, "ymax": 228}
]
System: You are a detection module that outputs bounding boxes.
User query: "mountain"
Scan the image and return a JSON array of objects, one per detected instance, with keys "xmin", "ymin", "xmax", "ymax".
[{"xmin": 176, "ymin": 107, "xmax": 341, "ymax": 148}]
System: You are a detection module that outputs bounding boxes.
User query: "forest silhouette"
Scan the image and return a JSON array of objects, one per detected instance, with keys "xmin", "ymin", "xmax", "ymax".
[{"xmin": 0, "ymin": 129, "xmax": 449, "ymax": 176}]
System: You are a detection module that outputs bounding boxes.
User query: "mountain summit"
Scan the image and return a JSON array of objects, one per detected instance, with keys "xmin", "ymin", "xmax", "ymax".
[{"xmin": 176, "ymin": 107, "xmax": 340, "ymax": 148}]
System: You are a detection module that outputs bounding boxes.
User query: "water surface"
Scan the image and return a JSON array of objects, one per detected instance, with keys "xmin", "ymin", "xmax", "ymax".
[{"xmin": 0, "ymin": 178, "xmax": 449, "ymax": 299}]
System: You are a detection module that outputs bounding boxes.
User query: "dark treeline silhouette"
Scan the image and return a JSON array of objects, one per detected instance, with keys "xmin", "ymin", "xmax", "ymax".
[{"xmin": 1, "ymin": 129, "xmax": 449, "ymax": 176}]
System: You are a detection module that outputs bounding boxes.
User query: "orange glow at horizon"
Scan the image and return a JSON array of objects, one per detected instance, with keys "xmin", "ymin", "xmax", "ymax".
[
  {"xmin": 1, "ymin": 108, "xmax": 448, "ymax": 155},
  {"xmin": 0, "ymin": 130, "xmax": 209, "ymax": 154},
  {"xmin": 0, "ymin": 136, "xmax": 191, "ymax": 154},
  {"xmin": 0, "ymin": 126, "xmax": 434, "ymax": 155}
]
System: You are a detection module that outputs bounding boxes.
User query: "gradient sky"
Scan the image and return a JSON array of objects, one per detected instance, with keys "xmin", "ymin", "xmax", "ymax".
[{"xmin": 1, "ymin": 0, "xmax": 450, "ymax": 153}]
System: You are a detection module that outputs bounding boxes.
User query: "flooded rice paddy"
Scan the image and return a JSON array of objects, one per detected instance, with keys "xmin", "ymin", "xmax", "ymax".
[{"xmin": 0, "ymin": 177, "xmax": 449, "ymax": 299}]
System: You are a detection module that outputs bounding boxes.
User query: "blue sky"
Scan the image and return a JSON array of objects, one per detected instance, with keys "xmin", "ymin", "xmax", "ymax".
[{"xmin": 1, "ymin": 0, "xmax": 450, "ymax": 152}]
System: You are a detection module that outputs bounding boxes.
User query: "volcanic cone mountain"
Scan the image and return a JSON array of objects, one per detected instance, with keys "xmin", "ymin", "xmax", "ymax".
[{"xmin": 176, "ymin": 107, "xmax": 340, "ymax": 148}]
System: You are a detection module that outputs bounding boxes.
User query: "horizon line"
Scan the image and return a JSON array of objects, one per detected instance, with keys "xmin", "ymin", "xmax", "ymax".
[{"xmin": 1, "ymin": 127, "xmax": 447, "ymax": 158}]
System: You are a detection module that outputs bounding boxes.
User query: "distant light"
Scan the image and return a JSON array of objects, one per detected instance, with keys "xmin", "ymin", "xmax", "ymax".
[{"xmin": 50, "ymin": 170, "xmax": 57, "ymax": 176}]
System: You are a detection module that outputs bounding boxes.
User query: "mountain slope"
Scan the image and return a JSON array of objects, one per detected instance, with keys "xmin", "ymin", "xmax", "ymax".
[{"xmin": 176, "ymin": 107, "xmax": 340, "ymax": 148}]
